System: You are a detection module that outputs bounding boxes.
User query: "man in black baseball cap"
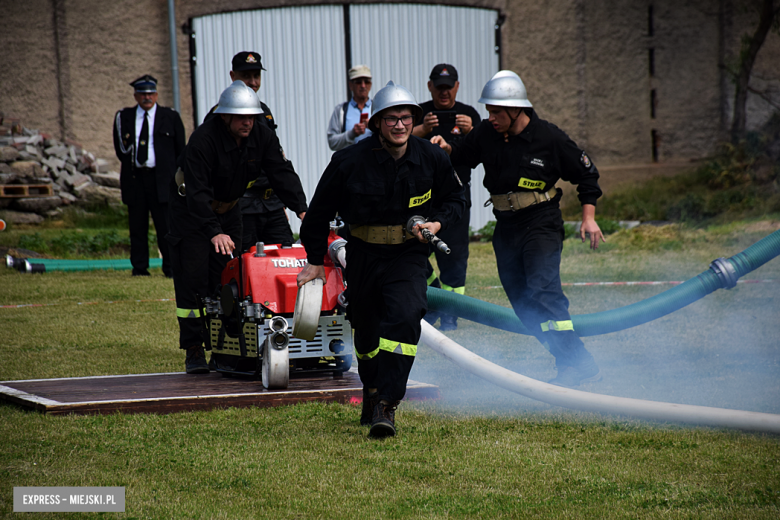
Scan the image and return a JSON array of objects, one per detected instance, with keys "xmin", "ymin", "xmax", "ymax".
[
  {"xmin": 430, "ymin": 64, "xmax": 458, "ymax": 87},
  {"xmin": 428, "ymin": 64, "xmax": 460, "ymax": 109},
  {"xmin": 229, "ymin": 51, "xmax": 266, "ymax": 91},
  {"xmin": 413, "ymin": 63, "xmax": 481, "ymax": 331}
]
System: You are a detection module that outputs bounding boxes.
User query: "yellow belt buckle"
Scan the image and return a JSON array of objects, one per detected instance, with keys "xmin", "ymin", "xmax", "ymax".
[{"xmin": 263, "ymin": 188, "xmax": 273, "ymax": 200}]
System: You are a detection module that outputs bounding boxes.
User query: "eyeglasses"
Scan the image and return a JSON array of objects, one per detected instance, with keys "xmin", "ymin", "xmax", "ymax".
[
  {"xmin": 382, "ymin": 115, "xmax": 415, "ymax": 127},
  {"xmin": 351, "ymin": 79, "xmax": 372, "ymax": 85}
]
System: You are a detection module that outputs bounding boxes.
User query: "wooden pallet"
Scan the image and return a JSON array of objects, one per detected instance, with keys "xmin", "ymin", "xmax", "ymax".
[
  {"xmin": 0, "ymin": 184, "xmax": 54, "ymax": 198},
  {"xmin": 0, "ymin": 369, "xmax": 439, "ymax": 415}
]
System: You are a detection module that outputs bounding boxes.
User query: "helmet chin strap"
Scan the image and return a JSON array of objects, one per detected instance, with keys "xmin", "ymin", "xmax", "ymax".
[{"xmin": 502, "ymin": 107, "xmax": 523, "ymax": 142}]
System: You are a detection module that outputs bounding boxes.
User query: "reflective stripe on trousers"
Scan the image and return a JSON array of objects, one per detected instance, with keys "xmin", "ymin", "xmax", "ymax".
[
  {"xmin": 355, "ymin": 337, "xmax": 418, "ymax": 360},
  {"xmin": 176, "ymin": 307, "xmax": 204, "ymax": 319},
  {"xmin": 540, "ymin": 319, "xmax": 574, "ymax": 332}
]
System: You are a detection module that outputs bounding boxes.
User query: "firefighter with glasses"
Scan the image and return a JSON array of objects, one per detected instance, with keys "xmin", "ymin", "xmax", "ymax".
[
  {"xmin": 168, "ymin": 81, "xmax": 307, "ymax": 374},
  {"xmin": 432, "ymin": 71, "xmax": 605, "ymax": 388},
  {"xmin": 298, "ymin": 81, "xmax": 466, "ymax": 437}
]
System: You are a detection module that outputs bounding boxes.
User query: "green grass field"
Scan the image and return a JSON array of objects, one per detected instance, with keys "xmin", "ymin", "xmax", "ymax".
[{"xmin": 1, "ymin": 221, "xmax": 779, "ymax": 518}]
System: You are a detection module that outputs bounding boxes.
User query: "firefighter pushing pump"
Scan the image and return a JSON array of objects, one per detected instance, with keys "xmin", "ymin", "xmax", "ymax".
[
  {"xmin": 297, "ymin": 81, "xmax": 467, "ymax": 438},
  {"xmin": 167, "ymin": 80, "xmax": 308, "ymax": 375}
]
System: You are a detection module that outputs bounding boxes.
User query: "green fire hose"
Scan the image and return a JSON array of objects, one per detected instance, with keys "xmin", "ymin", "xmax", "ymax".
[
  {"xmin": 6, "ymin": 256, "xmax": 162, "ymax": 273},
  {"xmin": 427, "ymin": 229, "xmax": 780, "ymax": 337}
]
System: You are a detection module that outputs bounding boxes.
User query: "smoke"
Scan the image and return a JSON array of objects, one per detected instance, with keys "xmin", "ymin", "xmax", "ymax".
[{"xmin": 410, "ymin": 280, "xmax": 780, "ymax": 420}]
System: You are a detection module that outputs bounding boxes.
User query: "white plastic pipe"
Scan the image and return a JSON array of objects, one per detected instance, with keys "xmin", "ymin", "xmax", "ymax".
[{"xmin": 420, "ymin": 320, "xmax": 780, "ymax": 434}]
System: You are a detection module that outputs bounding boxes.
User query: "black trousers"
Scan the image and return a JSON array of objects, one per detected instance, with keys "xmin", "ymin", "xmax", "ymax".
[
  {"xmin": 345, "ymin": 243, "xmax": 428, "ymax": 403},
  {"xmin": 241, "ymin": 207, "xmax": 294, "ymax": 251},
  {"xmin": 492, "ymin": 203, "xmax": 595, "ymax": 368},
  {"xmin": 168, "ymin": 207, "xmax": 242, "ymax": 349},
  {"xmin": 127, "ymin": 167, "xmax": 170, "ymax": 276},
  {"xmin": 426, "ymin": 203, "xmax": 470, "ymax": 290}
]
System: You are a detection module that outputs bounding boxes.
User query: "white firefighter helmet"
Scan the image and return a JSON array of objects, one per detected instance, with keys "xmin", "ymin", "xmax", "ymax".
[
  {"xmin": 368, "ymin": 81, "xmax": 423, "ymax": 130},
  {"xmin": 478, "ymin": 70, "xmax": 533, "ymax": 108},
  {"xmin": 214, "ymin": 80, "xmax": 264, "ymax": 115}
]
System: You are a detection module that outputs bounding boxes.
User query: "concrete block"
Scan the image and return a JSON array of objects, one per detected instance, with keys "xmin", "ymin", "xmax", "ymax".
[
  {"xmin": 9, "ymin": 161, "xmax": 45, "ymax": 180},
  {"xmin": 76, "ymin": 184, "xmax": 122, "ymax": 206},
  {"xmin": 56, "ymin": 172, "xmax": 73, "ymax": 189},
  {"xmin": 26, "ymin": 134, "xmax": 44, "ymax": 146},
  {"xmin": 0, "ymin": 146, "xmax": 20, "ymax": 162},
  {"xmin": 0, "ymin": 209, "xmax": 44, "ymax": 224},
  {"xmin": 59, "ymin": 191, "xmax": 78, "ymax": 204},
  {"xmin": 91, "ymin": 171, "xmax": 121, "ymax": 188},
  {"xmin": 44, "ymin": 144, "xmax": 68, "ymax": 157},
  {"xmin": 12, "ymin": 195, "xmax": 62, "ymax": 213},
  {"xmin": 48, "ymin": 156, "xmax": 66, "ymax": 169},
  {"xmin": 66, "ymin": 172, "xmax": 90, "ymax": 189},
  {"xmin": 72, "ymin": 179, "xmax": 96, "ymax": 193}
]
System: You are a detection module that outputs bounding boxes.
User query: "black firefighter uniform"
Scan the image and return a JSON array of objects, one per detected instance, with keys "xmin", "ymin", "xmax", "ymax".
[
  {"xmin": 449, "ymin": 111, "xmax": 602, "ymax": 369},
  {"xmin": 299, "ymin": 132, "xmax": 466, "ymax": 403},
  {"xmin": 167, "ymin": 114, "xmax": 308, "ymax": 349}
]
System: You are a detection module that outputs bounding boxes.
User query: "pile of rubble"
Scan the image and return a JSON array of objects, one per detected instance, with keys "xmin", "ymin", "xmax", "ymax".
[{"xmin": 0, "ymin": 115, "xmax": 121, "ymax": 224}]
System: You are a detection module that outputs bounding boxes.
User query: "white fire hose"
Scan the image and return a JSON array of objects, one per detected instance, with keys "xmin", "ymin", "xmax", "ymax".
[{"xmin": 420, "ymin": 320, "xmax": 780, "ymax": 434}]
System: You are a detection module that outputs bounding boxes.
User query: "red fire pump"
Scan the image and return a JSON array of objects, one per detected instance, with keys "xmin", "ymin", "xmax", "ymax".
[{"xmin": 204, "ymin": 228, "xmax": 351, "ymax": 389}]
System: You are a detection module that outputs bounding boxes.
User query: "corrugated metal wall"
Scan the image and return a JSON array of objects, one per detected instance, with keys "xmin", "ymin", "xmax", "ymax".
[
  {"xmin": 349, "ymin": 3, "xmax": 498, "ymax": 234},
  {"xmin": 192, "ymin": 5, "xmax": 346, "ymax": 234},
  {"xmin": 192, "ymin": 3, "xmax": 498, "ymax": 234}
]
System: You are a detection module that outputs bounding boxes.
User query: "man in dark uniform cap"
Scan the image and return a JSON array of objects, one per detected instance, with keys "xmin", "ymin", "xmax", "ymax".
[
  {"xmin": 298, "ymin": 81, "xmax": 466, "ymax": 437},
  {"xmin": 113, "ymin": 74, "xmax": 185, "ymax": 277},
  {"xmin": 204, "ymin": 51, "xmax": 297, "ymax": 250},
  {"xmin": 168, "ymin": 81, "xmax": 307, "ymax": 374},
  {"xmin": 413, "ymin": 64, "xmax": 482, "ymax": 331}
]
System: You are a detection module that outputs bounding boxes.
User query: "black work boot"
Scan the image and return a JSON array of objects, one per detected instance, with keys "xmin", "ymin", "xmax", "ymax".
[
  {"xmin": 548, "ymin": 357, "xmax": 601, "ymax": 388},
  {"xmin": 185, "ymin": 345, "xmax": 210, "ymax": 374},
  {"xmin": 439, "ymin": 314, "xmax": 458, "ymax": 331},
  {"xmin": 369, "ymin": 400, "xmax": 399, "ymax": 438},
  {"xmin": 423, "ymin": 310, "xmax": 441, "ymax": 327},
  {"xmin": 360, "ymin": 389, "xmax": 379, "ymax": 426}
]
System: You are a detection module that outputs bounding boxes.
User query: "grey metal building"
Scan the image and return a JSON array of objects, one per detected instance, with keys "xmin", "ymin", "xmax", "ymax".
[{"xmin": 1, "ymin": 0, "xmax": 778, "ymax": 230}]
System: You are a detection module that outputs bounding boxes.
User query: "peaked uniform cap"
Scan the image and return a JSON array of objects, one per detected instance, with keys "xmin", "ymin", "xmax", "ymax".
[{"xmin": 131, "ymin": 75, "xmax": 158, "ymax": 93}]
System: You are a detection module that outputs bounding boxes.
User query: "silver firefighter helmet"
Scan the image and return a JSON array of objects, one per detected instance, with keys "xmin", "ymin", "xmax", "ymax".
[
  {"xmin": 214, "ymin": 80, "xmax": 264, "ymax": 115},
  {"xmin": 368, "ymin": 81, "xmax": 423, "ymax": 130},
  {"xmin": 478, "ymin": 70, "xmax": 533, "ymax": 108}
]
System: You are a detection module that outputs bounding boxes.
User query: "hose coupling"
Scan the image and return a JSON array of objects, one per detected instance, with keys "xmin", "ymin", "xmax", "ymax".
[
  {"xmin": 24, "ymin": 260, "xmax": 45, "ymax": 274},
  {"xmin": 710, "ymin": 257, "xmax": 738, "ymax": 289},
  {"xmin": 268, "ymin": 316, "xmax": 289, "ymax": 333},
  {"xmin": 328, "ymin": 238, "xmax": 348, "ymax": 267},
  {"xmin": 266, "ymin": 329, "xmax": 289, "ymax": 351}
]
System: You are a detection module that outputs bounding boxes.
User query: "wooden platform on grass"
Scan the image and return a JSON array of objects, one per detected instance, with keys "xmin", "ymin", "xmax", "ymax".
[{"xmin": 0, "ymin": 369, "xmax": 439, "ymax": 415}]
